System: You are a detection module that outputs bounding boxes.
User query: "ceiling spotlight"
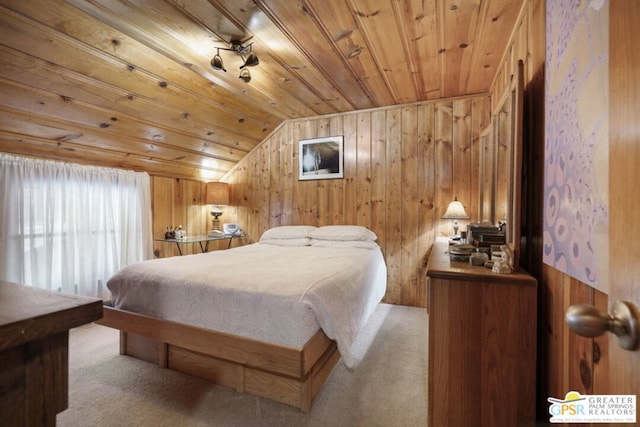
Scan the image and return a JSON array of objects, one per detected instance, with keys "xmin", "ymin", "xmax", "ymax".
[
  {"xmin": 211, "ymin": 41, "xmax": 258, "ymax": 83},
  {"xmin": 210, "ymin": 49, "xmax": 226, "ymax": 72},
  {"xmin": 240, "ymin": 52, "xmax": 259, "ymax": 69},
  {"xmin": 239, "ymin": 68, "xmax": 251, "ymax": 83},
  {"xmin": 239, "ymin": 44, "xmax": 259, "ymax": 69}
]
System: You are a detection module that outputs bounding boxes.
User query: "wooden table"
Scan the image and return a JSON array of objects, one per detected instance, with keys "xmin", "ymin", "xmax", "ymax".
[
  {"xmin": 0, "ymin": 281, "xmax": 103, "ymax": 426},
  {"xmin": 426, "ymin": 239, "xmax": 537, "ymax": 427}
]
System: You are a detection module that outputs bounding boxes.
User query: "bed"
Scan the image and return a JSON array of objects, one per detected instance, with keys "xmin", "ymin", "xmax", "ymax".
[{"xmin": 98, "ymin": 225, "xmax": 387, "ymax": 411}]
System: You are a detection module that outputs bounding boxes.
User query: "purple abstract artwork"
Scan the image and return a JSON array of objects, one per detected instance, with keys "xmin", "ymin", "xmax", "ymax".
[{"xmin": 543, "ymin": 0, "xmax": 609, "ymax": 290}]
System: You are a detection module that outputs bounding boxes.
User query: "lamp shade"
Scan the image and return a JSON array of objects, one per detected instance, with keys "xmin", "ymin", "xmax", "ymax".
[
  {"xmin": 205, "ymin": 182, "xmax": 229, "ymax": 205},
  {"xmin": 442, "ymin": 197, "xmax": 469, "ymax": 219}
]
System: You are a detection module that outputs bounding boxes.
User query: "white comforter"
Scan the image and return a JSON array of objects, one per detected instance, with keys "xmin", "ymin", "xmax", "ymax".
[{"xmin": 107, "ymin": 242, "xmax": 387, "ymax": 368}]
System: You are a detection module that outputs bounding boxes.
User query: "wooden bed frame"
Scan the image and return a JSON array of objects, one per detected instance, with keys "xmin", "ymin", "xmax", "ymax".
[{"xmin": 96, "ymin": 305, "xmax": 340, "ymax": 412}]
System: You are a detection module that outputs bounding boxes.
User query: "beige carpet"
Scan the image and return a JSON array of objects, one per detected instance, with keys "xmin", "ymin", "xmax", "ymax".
[{"xmin": 57, "ymin": 303, "xmax": 428, "ymax": 427}]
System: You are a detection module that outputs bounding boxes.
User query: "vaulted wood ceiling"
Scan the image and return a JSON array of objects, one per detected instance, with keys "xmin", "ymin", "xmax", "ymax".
[{"xmin": 0, "ymin": 0, "xmax": 522, "ymax": 181}]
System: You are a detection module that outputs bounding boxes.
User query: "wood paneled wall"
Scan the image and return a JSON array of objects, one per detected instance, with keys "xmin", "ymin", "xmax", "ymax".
[{"xmin": 219, "ymin": 96, "xmax": 490, "ymax": 307}]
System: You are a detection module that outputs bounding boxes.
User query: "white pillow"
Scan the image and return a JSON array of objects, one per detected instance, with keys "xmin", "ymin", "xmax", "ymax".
[
  {"xmin": 259, "ymin": 225, "xmax": 317, "ymax": 241},
  {"xmin": 260, "ymin": 238, "xmax": 311, "ymax": 247},
  {"xmin": 309, "ymin": 239, "xmax": 379, "ymax": 249},
  {"xmin": 310, "ymin": 225, "xmax": 377, "ymax": 241}
]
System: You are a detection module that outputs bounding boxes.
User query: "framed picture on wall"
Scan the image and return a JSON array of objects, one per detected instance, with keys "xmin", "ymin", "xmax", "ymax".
[{"xmin": 298, "ymin": 136, "xmax": 344, "ymax": 180}]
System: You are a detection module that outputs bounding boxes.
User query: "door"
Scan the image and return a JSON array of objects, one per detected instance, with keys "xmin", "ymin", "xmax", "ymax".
[{"xmin": 605, "ymin": 0, "xmax": 640, "ymax": 401}]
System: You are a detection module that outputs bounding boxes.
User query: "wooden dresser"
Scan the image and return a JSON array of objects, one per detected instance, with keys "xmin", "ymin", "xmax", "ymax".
[
  {"xmin": 426, "ymin": 239, "xmax": 537, "ymax": 427},
  {"xmin": 0, "ymin": 281, "xmax": 103, "ymax": 426}
]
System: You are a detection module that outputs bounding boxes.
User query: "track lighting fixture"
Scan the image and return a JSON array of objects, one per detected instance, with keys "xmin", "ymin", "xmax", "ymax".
[{"xmin": 210, "ymin": 41, "xmax": 259, "ymax": 83}]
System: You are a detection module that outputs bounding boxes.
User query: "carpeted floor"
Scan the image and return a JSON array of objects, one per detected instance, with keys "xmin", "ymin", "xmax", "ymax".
[{"xmin": 57, "ymin": 303, "xmax": 428, "ymax": 427}]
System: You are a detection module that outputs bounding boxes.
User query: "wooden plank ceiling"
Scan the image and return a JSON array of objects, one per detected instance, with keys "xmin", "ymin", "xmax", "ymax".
[{"xmin": 0, "ymin": 0, "xmax": 522, "ymax": 181}]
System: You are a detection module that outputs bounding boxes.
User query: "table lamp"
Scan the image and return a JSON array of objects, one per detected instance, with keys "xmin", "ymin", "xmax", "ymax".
[
  {"xmin": 442, "ymin": 197, "xmax": 469, "ymax": 239},
  {"xmin": 205, "ymin": 182, "xmax": 229, "ymax": 234}
]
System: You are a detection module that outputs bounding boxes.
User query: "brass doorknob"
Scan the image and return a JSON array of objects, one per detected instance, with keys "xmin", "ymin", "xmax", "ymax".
[{"xmin": 565, "ymin": 301, "xmax": 639, "ymax": 351}]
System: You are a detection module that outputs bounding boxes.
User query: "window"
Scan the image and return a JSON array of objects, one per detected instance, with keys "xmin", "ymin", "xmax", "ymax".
[{"xmin": 0, "ymin": 154, "xmax": 152, "ymax": 298}]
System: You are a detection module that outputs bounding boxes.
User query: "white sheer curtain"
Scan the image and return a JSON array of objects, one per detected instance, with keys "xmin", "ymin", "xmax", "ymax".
[{"xmin": 0, "ymin": 154, "xmax": 153, "ymax": 298}]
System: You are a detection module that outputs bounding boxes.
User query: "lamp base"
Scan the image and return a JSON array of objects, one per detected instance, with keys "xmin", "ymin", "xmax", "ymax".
[
  {"xmin": 210, "ymin": 209, "xmax": 223, "ymax": 232},
  {"xmin": 208, "ymin": 216, "xmax": 224, "ymax": 237},
  {"xmin": 447, "ymin": 220, "xmax": 463, "ymax": 244}
]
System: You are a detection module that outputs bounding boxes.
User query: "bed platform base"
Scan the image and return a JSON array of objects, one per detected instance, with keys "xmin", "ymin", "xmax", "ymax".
[{"xmin": 96, "ymin": 306, "xmax": 340, "ymax": 412}]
